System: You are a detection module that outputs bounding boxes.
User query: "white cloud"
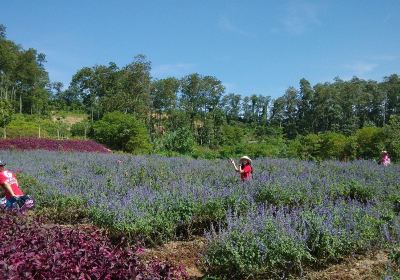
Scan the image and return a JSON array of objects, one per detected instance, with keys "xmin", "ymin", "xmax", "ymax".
[
  {"xmin": 345, "ymin": 62, "xmax": 378, "ymax": 75},
  {"xmin": 152, "ymin": 63, "xmax": 195, "ymax": 77},
  {"xmin": 280, "ymin": 1, "xmax": 321, "ymax": 35},
  {"xmin": 218, "ymin": 15, "xmax": 253, "ymax": 37},
  {"xmin": 371, "ymin": 54, "xmax": 400, "ymax": 62},
  {"xmin": 342, "ymin": 55, "xmax": 399, "ymax": 77}
]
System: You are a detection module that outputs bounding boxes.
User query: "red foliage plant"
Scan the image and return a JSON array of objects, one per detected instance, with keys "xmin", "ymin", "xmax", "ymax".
[
  {"xmin": 0, "ymin": 213, "xmax": 188, "ymax": 279},
  {"xmin": 0, "ymin": 138, "xmax": 111, "ymax": 153}
]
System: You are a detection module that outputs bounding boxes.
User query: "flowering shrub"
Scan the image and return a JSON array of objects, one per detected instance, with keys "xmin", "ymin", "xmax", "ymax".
[
  {"xmin": 203, "ymin": 200, "xmax": 390, "ymax": 278},
  {"xmin": 0, "ymin": 213, "xmax": 188, "ymax": 279},
  {"xmin": 0, "ymin": 138, "xmax": 110, "ymax": 153}
]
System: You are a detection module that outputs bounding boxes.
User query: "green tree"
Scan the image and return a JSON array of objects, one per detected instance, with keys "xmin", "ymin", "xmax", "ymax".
[
  {"xmin": 382, "ymin": 74, "xmax": 400, "ymax": 120},
  {"xmin": 221, "ymin": 93, "xmax": 241, "ymax": 123},
  {"xmin": 180, "ymin": 73, "xmax": 203, "ymax": 130},
  {"xmin": 297, "ymin": 78, "xmax": 315, "ymax": 134},
  {"xmin": 120, "ymin": 54, "xmax": 152, "ymax": 117},
  {"xmin": 282, "ymin": 87, "xmax": 299, "ymax": 139},
  {"xmin": 149, "ymin": 77, "xmax": 179, "ymax": 139},
  {"xmin": 71, "ymin": 63, "xmax": 121, "ymax": 121},
  {"xmin": 180, "ymin": 73, "xmax": 225, "ymax": 146},
  {"xmin": 151, "ymin": 77, "xmax": 179, "ymax": 114},
  {"xmin": 270, "ymin": 97, "xmax": 285, "ymax": 128}
]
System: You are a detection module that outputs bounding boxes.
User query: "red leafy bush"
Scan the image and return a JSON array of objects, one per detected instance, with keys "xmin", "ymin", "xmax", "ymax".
[
  {"xmin": 0, "ymin": 213, "xmax": 188, "ymax": 279},
  {"xmin": 0, "ymin": 138, "xmax": 111, "ymax": 153}
]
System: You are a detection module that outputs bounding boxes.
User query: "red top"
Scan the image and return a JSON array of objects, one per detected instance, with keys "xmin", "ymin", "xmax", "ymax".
[
  {"xmin": 0, "ymin": 170, "xmax": 24, "ymax": 199},
  {"xmin": 241, "ymin": 165, "xmax": 252, "ymax": 181}
]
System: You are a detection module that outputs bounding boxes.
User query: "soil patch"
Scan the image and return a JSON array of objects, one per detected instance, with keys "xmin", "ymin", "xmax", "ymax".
[
  {"xmin": 140, "ymin": 237, "xmax": 207, "ymax": 279},
  {"xmin": 51, "ymin": 114, "xmax": 87, "ymax": 126},
  {"xmin": 303, "ymin": 250, "xmax": 389, "ymax": 280}
]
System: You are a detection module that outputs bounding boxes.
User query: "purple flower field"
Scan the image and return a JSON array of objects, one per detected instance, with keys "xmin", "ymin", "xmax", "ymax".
[{"xmin": 0, "ymin": 149, "xmax": 399, "ymax": 278}]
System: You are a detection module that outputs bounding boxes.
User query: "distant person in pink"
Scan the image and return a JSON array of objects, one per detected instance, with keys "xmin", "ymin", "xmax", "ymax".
[
  {"xmin": 230, "ymin": 156, "xmax": 253, "ymax": 181},
  {"xmin": 378, "ymin": 150, "xmax": 391, "ymax": 166}
]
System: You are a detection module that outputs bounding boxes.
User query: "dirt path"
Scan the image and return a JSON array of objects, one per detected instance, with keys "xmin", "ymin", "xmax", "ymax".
[
  {"xmin": 301, "ymin": 250, "xmax": 389, "ymax": 280},
  {"xmin": 140, "ymin": 237, "xmax": 207, "ymax": 279}
]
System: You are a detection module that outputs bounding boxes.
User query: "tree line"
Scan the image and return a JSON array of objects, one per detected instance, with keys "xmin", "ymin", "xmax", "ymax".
[{"xmin": 1, "ymin": 23, "xmax": 400, "ymax": 160}]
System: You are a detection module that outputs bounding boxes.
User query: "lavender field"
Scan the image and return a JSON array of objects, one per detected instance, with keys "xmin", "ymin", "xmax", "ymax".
[{"xmin": 1, "ymin": 149, "xmax": 400, "ymax": 279}]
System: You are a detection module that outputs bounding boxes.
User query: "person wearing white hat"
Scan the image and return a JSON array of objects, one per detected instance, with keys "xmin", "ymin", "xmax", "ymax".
[{"xmin": 230, "ymin": 156, "xmax": 253, "ymax": 181}]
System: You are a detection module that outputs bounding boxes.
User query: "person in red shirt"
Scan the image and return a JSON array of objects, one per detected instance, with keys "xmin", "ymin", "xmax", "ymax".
[
  {"xmin": 230, "ymin": 156, "xmax": 253, "ymax": 181},
  {"xmin": 0, "ymin": 160, "xmax": 25, "ymax": 209}
]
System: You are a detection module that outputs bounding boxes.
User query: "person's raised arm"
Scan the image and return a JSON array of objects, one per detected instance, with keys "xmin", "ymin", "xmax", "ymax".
[{"xmin": 230, "ymin": 159, "xmax": 240, "ymax": 172}]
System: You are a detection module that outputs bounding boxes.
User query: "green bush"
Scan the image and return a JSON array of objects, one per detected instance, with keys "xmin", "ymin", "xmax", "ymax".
[
  {"xmin": 5, "ymin": 114, "xmax": 69, "ymax": 139},
  {"xmin": 92, "ymin": 111, "xmax": 151, "ymax": 153},
  {"xmin": 70, "ymin": 120, "xmax": 90, "ymax": 138},
  {"xmin": 383, "ymin": 115, "xmax": 400, "ymax": 161},
  {"xmin": 204, "ymin": 221, "xmax": 312, "ymax": 279},
  {"xmin": 299, "ymin": 134, "xmax": 322, "ymax": 160},
  {"xmin": 330, "ymin": 181, "xmax": 377, "ymax": 203},
  {"xmin": 162, "ymin": 127, "xmax": 195, "ymax": 154},
  {"xmin": 319, "ymin": 132, "xmax": 348, "ymax": 160},
  {"xmin": 192, "ymin": 146, "xmax": 220, "ymax": 159},
  {"xmin": 217, "ymin": 138, "xmax": 286, "ymax": 159},
  {"xmin": 255, "ymin": 185, "xmax": 307, "ymax": 207},
  {"xmin": 355, "ymin": 126, "xmax": 385, "ymax": 159},
  {"xmin": 36, "ymin": 195, "xmax": 89, "ymax": 224}
]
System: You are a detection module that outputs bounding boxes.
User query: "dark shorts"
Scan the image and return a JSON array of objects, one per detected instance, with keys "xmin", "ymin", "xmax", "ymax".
[{"xmin": 2, "ymin": 195, "xmax": 33, "ymax": 210}]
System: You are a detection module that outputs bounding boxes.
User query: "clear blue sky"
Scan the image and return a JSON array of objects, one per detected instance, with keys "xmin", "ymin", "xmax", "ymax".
[{"xmin": 2, "ymin": 0, "xmax": 400, "ymax": 98}]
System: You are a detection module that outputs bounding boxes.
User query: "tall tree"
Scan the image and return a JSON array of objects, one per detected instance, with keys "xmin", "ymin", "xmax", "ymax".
[
  {"xmin": 71, "ymin": 62, "xmax": 121, "ymax": 120},
  {"xmin": 150, "ymin": 77, "xmax": 179, "ymax": 138},
  {"xmin": 282, "ymin": 87, "xmax": 299, "ymax": 139},
  {"xmin": 297, "ymin": 78, "xmax": 314, "ymax": 134},
  {"xmin": 382, "ymin": 74, "xmax": 400, "ymax": 120},
  {"xmin": 180, "ymin": 73, "xmax": 202, "ymax": 130},
  {"xmin": 151, "ymin": 77, "xmax": 179, "ymax": 114},
  {"xmin": 221, "ymin": 93, "xmax": 241, "ymax": 123},
  {"xmin": 120, "ymin": 54, "xmax": 152, "ymax": 117}
]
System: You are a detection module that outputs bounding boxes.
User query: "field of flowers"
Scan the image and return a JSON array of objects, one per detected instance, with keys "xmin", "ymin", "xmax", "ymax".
[{"xmin": 1, "ymin": 149, "xmax": 399, "ymax": 279}]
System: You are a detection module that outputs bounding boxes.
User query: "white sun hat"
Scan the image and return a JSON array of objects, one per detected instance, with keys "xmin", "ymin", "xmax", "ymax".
[{"xmin": 239, "ymin": 156, "xmax": 252, "ymax": 163}]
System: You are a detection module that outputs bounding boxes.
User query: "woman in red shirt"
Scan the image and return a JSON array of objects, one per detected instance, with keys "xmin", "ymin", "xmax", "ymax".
[
  {"xmin": 0, "ymin": 160, "xmax": 26, "ymax": 209},
  {"xmin": 230, "ymin": 156, "xmax": 253, "ymax": 181}
]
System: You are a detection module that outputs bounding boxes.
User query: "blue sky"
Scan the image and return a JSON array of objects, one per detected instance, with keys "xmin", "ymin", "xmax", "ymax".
[{"xmin": 2, "ymin": 0, "xmax": 399, "ymax": 98}]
